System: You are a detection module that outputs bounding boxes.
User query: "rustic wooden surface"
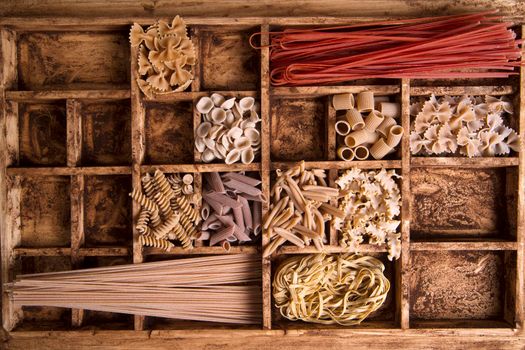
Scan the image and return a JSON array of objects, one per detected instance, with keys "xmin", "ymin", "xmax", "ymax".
[{"xmin": 1, "ymin": 1, "xmax": 525, "ymax": 349}]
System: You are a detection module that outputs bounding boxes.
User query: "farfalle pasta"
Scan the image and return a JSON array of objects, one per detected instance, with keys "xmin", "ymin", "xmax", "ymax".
[
  {"xmin": 130, "ymin": 16, "xmax": 196, "ymax": 98},
  {"xmin": 410, "ymin": 94, "xmax": 520, "ymax": 157},
  {"xmin": 333, "ymin": 168, "xmax": 402, "ymax": 260}
]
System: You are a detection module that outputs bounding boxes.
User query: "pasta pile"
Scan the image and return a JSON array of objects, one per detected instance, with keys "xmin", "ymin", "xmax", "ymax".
[
  {"xmin": 130, "ymin": 170, "xmax": 201, "ymax": 251},
  {"xmin": 263, "ymin": 161, "xmax": 342, "ymax": 257},
  {"xmin": 410, "ymin": 94, "xmax": 520, "ymax": 157},
  {"xmin": 273, "ymin": 254, "xmax": 390, "ymax": 325},
  {"xmin": 130, "ymin": 16, "xmax": 196, "ymax": 98},
  {"xmin": 8, "ymin": 254, "xmax": 262, "ymax": 324},
  {"xmin": 333, "ymin": 92, "xmax": 403, "ymax": 161},
  {"xmin": 334, "ymin": 168, "xmax": 401, "ymax": 260},
  {"xmin": 195, "ymin": 94, "xmax": 261, "ymax": 164},
  {"xmin": 202, "ymin": 172, "xmax": 264, "ymax": 250}
]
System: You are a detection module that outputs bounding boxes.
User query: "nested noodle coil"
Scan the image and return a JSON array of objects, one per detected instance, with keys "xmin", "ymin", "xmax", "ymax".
[
  {"xmin": 273, "ymin": 254, "xmax": 390, "ymax": 325},
  {"xmin": 410, "ymin": 94, "xmax": 520, "ymax": 157}
]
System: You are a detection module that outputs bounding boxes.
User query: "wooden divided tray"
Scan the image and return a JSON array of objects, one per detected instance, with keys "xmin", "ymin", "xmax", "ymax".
[{"xmin": 0, "ymin": 15, "xmax": 524, "ymax": 348}]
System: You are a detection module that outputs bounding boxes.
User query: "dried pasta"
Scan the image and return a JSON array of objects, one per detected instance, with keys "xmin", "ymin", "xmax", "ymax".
[
  {"xmin": 333, "ymin": 92, "xmax": 401, "ymax": 160},
  {"xmin": 263, "ymin": 161, "xmax": 340, "ymax": 257},
  {"xmin": 273, "ymin": 254, "xmax": 390, "ymax": 325},
  {"xmin": 202, "ymin": 172, "xmax": 264, "ymax": 249},
  {"xmin": 130, "ymin": 170, "xmax": 200, "ymax": 251},
  {"xmin": 410, "ymin": 94, "xmax": 520, "ymax": 157},
  {"xmin": 130, "ymin": 16, "xmax": 196, "ymax": 98},
  {"xmin": 333, "ymin": 168, "xmax": 401, "ymax": 260},
  {"xmin": 195, "ymin": 94, "xmax": 261, "ymax": 164}
]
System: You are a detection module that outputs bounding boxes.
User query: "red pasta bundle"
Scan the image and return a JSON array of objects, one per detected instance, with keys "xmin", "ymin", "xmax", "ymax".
[{"xmin": 250, "ymin": 11, "xmax": 523, "ymax": 85}]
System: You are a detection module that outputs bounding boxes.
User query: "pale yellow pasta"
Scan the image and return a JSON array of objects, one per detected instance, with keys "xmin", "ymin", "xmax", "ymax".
[
  {"xmin": 345, "ymin": 129, "xmax": 377, "ymax": 148},
  {"xmin": 332, "ymin": 93, "xmax": 354, "ymax": 110},
  {"xmin": 363, "ymin": 110, "xmax": 384, "ymax": 132},
  {"xmin": 376, "ymin": 116, "xmax": 397, "ymax": 137},
  {"xmin": 370, "ymin": 138, "xmax": 392, "ymax": 159},
  {"xmin": 273, "ymin": 254, "xmax": 390, "ymax": 325},
  {"xmin": 335, "ymin": 118, "xmax": 351, "ymax": 136},
  {"xmin": 385, "ymin": 125, "xmax": 404, "ymax": 148},
  {"xmin": 345, "ymin": 108, "xmax": 365, "ymax": 131},
  {"xmin": 378, "ymin": 102, "xmax": 400, "ymax": 118},
  {"xmin": 353, "ymin": 145, "xmax": 369, "ymax": 160},
  {"xmin": 356, "ymin": 91, "xmax": 374, "ymax": 112}
]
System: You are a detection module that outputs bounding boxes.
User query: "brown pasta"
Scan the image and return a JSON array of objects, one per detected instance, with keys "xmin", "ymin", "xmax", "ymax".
[{"xmin": 139, "ymin": 235, "xmax": 175, "ymax": 252}]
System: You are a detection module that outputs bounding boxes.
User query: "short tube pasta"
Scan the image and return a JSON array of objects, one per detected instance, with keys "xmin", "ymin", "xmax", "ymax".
[
  {"xmin": 356, "ymin": 91, "xmax": 374, "ymax": 112},
  {"xmin": 376, "ymin": 116, "xmax": 397, "ymax": 137},
  {"xmin": 345, "ymin": 108, "xmax": 365, "ymax": 130},
  {"xmin": 337, "ymin": 146, "xmax": 355, "ymax": 161},
  {"xmin": 364, "ymin": 110, "xmax": 385, "ymax": 132},
  {"xmin": 332, "ymin": 93, "xmax": 354, "ymax": 110},
  {"xmin": 386, "ymin": 125, "xmax": 404, "ymax": 148},
  {"xmin": 345, "ymin": 129, "xmax": 378, "ymax": 148},
  {"xmin": 335, "ymin": 117, "xmax": 351, "ymax": 136},
  {"xmin": 379, "ymin": 102, "xmax": 400, "ymax": 118},
  {"xmin": 370, "ymin": 138, "xmax": 393, "ymax": 160},
  {"xmin": 353, "ymin": 145, "xmax": 369, "ymax": 160}
]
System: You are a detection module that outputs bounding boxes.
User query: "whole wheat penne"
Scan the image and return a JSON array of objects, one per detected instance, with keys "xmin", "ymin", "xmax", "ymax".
[
  {"xmin": 263, "ymin": 236, "xmax": 286, "ymax": 257},
  {"xmin": 221, "ymin": 173, "xmax": 261, "ymax": 187},
  {"xmin": 217, "ymin": 215, "xmax": 251, "ymax": 241},
  {"xmin": 205, "ymin": 172, "xmax": 225, "ymax": 193},
  {"xmin": 274, "ymin": 206, "xmax": 295, "ymax": 228},
  {"xmin": 292, "ymin": 224, "xmax": 321, "ymax": 239},
  {"xmin": 301, "ymin": 185, "xmax": 339, "ymax": 196},
  {"xmin": 204, "ymin": 191, "xmax": 242, "ymax": 209},
  {"xmin": 273, "ymin": 227, "xmax": 305, "ymax": 248},
  {"xmin": 210, "ymin": 225, "xmax": 236, "ymax": 246},
  {"xmin": 232, "ymin": 205, "xmax": 245, "ymax": 232},
  {"xmin": 319, "ymin": 203, "xmax": 346, "ymax": 219},
  {"xmin": 222, "ymin": 179, "xmax": 262, "ymax": 196},
  {"xmin": 252, "ymin": 201, "xmax": 262, "ymax": 235},
  {"xmin": 238, "ymin": 196, "xmax": 253, "ymax": 231}
]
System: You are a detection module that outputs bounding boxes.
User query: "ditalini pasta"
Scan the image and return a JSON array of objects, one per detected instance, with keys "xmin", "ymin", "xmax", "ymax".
[
  {"xmin": 410, "ymin": 94, "xmax": 520, "ymax": 157},
  {"xmin": 195, "ymin": 94, "xmax": 261, "ymax": 164},
  {"xmin": 333, "ymin": 92, "xmax": 403, "ymax": 160},
  {"xmin": 130, "ymin": 170, "xmax": 201, "ymax": 251},
  {"xmin": 202, "ymin": 172, "xmax": 264, "ymax": 249},
  {"xmin": 130, "ymin": 16, "xmax": 196, "ymax": 98},
  {"xmin": 273, "ymin": 254, "xmax": 390, "ymax": 325},
  {"xmin": 333, "ymin": 168, "xmax": 402, "ymax": 260},
  {"xmin": 7, "ymin": 254, "xmax": 262, "ymax": 325},
  {"xmin": 262, "ymin": 161, "xmax": 342, "ymax": 257}
]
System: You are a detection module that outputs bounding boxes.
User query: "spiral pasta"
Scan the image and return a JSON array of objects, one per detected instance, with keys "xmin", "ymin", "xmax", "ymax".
[
  {"xmin": 273, "ymin": 254, "xmax": 390, "ymax": 325},
  {"xmin": 139, "ymin": 234, "xmax": 175, "ymax": 252},
  {"xmin": 136, "ymin": 209, "xmax": 151, "ymax": 234},
  {"xmin": 175, "ymin": 196, "xmax": 201, "ymax": 224},
  {"xmin": 130, "ymin": 188, "xmax": 158, "ymax": 212}
]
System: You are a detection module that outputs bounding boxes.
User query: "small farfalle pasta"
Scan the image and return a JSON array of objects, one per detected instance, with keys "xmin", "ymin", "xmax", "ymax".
[
  {"xmin": 410, "ymin": 94, "xmax": 520, "ymax": 157},
  {"xmin": 130, "ymin": 16, "xmax": 196, "ymax": 98}
]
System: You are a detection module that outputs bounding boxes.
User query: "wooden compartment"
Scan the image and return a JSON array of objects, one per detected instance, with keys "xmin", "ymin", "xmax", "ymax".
[
  {"xmin": 18, "ymin": 102, "xmax": 67, "ymax": 166},
  {"xmin": 17, "ymin": 31, "xmax": 130, "ymax": 90},
  {"xmin": 409, "ymin": 250, "xmax": 516, "ymax": 328},
  {"xmin": 411, "ymin": 167, "xmax": 517, "ymax": 241},
  {"xmin": 20, "ymin": 176, "xmax": 71, "ymax": 248},
  {"xmin": 1, "ymin": 17, "xmax": 523, "ymax": 348},
  {"xmin": 81, "ymin": 100, "xmax": 132, "ymax": 166},
  {"xmin": 83, "ymin": 175, "xmax": 132, "ymax": 247},
  {"xmin": 144, "ymin": 101, "xmax": 194, "ymax": 165}
]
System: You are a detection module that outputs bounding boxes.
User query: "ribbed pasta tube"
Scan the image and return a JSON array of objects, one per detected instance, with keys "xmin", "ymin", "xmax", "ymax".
[
  {"xmin": 345, "ymin": 108, "xmax": 365, "ymax": 130},
  {"xmin": 175, "ymin": 196, "xmax": 201, "ymax": 224},
  {"xmin": 370, "ymin": 138, "xmax": 393, "ymax": 159},
  {"xmin": 376, "ymin": 116, "xmax": 397, "ymax": 137},
  {"xmin": 364, "ymin": 110, "xmax": 384, "ymax": 132},
  {"xmin": 385, "ymin": 125, "xmax": 404, "ymax": 148},
  {"xmin": 139, "ymin": 235, "xmax": 174, "ymax": 251},
  {"xmin": 379, "ymin": 102, "xmax": 400, "ymax": 118},
  {"xmin": 130, "ymin": 188, "xmax": 158, "ymax": 212},
  {"xmin": 356, "ymin": 91, "xmax": 374, "ymax": 112},
  {"xmin": 332, "ymin": 93, "xmax": 354, "ymax": 110},
  {"xmin": 337, "ymin": 146, "xmax": 355, "ymax": 161},
  {"xmin": 345, "ymin": 129, "xmax": 378, "ymax": 147},
  {"xmin": 354, "ymin": 145, "xmax": 369, "ymax": 160}
]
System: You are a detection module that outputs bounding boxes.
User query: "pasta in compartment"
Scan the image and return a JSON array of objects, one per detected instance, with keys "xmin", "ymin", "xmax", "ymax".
[
  {"xmin": 410, "ymin": 94, "xmax": 520, "ymax": 157},
  {"xmin": 195, "ymin": 94, "xmax": 261, "ymax": 164},
  {"xmin": 130, "ymin": 16, "xmax": 196, "ymax": 98},
  {"xmin": 202, "ymin": 172, "xmax": 265, "ymax": 249},
  {"xmin": 130, "ymin": 169, "xmax": 201, "ymax": 252},
  {"xmin": 273, "ymin": 254, "xmax": 390, "ymax": 325},
  {"xmin": 262, "ymin": 161, "xmax": 342, "ymax": 257},
  {"xmin": 333, "ymin": 168, "xmax": 402, "ymax": 261},
  {"xmin": 333, "ymin": 92, "xmax": 403, "ymax": 160}
]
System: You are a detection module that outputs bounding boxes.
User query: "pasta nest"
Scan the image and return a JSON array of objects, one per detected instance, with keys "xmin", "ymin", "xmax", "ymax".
[
  {"xmin": 273, "ymin": 254, "xmax": 390, "ymax": 325},
  {"xmin": 130, "ymin": 16, "xmax": 196, "ymax": 98}
]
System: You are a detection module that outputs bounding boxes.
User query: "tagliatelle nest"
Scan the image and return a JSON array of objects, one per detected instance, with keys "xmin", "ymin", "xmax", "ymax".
[{"xmin": 129, "ymin": 16, "xmax": 196, "ymax": 98}]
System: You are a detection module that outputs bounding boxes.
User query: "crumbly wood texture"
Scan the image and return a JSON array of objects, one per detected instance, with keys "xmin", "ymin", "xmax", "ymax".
[{"xmin": 0, "ymin": 12, "xmax": 524, "ymax": 350}]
